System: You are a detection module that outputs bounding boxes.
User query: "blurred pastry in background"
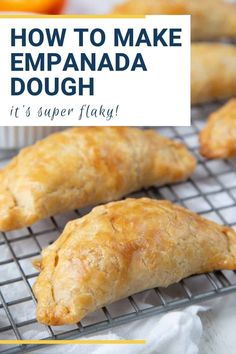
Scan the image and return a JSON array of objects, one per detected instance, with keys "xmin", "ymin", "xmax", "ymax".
[
  {"xmin": 0, "ymin": 0, "xmax": 66, "ymax": 14},
  {"xmin": 0, "ymin": 127, "xmax": 196, "ymax": 231},
  {"xmin": 199, "ymin": 98, "xmax": 236, "ymax": 159},
  {"xmin": 112, "ymin": 0, "xmax": 236, "ymax": 41},
  {"xmin": 192, "ymin": 43, "xmax": 236, "ymax": 105}
]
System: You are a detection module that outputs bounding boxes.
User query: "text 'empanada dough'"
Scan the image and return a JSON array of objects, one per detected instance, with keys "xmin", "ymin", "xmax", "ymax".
[
  {"xmin": 0, "ymin": 127, "xmax": 195, "ymax": 231},
  {"xmin": 33, "ymin": 198, "xmax": 236, "ymax": 326},
  {"xmin": 112, "ymin": 0, "xmax": 236, "ymax": 41},
  {"xmin": 192, "ymin": 43, "xmax": 236, "ymax": 105},
  {"xmin": 200, "ymin": 99, "xmax": 236, "ymax": 158}
]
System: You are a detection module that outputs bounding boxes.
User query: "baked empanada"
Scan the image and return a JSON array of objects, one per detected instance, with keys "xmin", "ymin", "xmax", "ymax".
[
  {"xmin": 33, "ymin": 197, "xmax": 236, "ymax": 326},
  {"xmin": 192, "ymin": 43, "xmax": 236, "ymax": 105},
  {"xmin": 112, "ymin": 0, "xmax": 236, "ymax": 41},
  {"xmin": 199, "ymin": 99, "xmax": 236, "ymax": 158},
  {"xmin": 0, "ymin": 127, "xmax": 195, "ymax": 231}
]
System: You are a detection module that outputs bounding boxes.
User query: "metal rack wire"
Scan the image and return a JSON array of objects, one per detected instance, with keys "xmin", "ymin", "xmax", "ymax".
[{"xmin": 0, "ymin": 103, "xmax": 236, "ymax": 353}]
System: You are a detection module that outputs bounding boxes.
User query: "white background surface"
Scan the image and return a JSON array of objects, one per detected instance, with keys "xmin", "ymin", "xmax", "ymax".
[{"xmin": 64, "ymin": 0, "xmax": 123, "ymax": 14}]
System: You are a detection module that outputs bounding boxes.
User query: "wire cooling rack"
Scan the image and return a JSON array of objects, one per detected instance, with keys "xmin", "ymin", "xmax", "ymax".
[{"xmin": 0, "ymin": 104, "xmax": 236, "ymax": 353}]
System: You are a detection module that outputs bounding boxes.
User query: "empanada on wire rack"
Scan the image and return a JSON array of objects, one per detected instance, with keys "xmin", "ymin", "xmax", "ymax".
[
  {"xmin": 0, "ymin": 127, "xmax": 195, "ymax": 231},
  {"xmin": 33, "ymin": 198, "xmax": 236, "ymax": 325},
  {"xmin": 200, "ymin": 99, "xmax": 236, "ymax": 159}
]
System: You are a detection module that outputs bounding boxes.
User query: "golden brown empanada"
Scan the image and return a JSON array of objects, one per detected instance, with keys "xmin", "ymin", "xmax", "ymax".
[
  {"xmin": 199, "ymin": 99, "xmax": 236, "ymax": 158},
  {"xmin": 33, "ymin": 197, "xmax": 236, "ymax": 326},
  {"xmin": 192, "ymin": 43, "xmax": 236, "ymax": 105},
  {"xmin": 0, "ymin": 127, "xmax": 195, "ymax": 232},
  {"xmin": 112, "ymin": 0, "xmax": 236, "ymax": 41}
]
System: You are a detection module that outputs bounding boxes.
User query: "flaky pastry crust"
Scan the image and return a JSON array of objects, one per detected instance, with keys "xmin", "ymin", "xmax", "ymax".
[
  {"xmin": 112, "ymin": 0, "xmax": 236, "ymax": 41},
  {"xmin": 0, "ymin": 127, "xmax": 195, "ymax": 231},
  {"xmin": 192, "ymin": 44, "xmax": 236, "ymax": 105},
  {"xmin": 199, "ymin": 99, "xmax": 236, "ymax": 159},
  {"xmin": 33, "ymin": 198, "xmax": 236, "ymax": 325}
]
